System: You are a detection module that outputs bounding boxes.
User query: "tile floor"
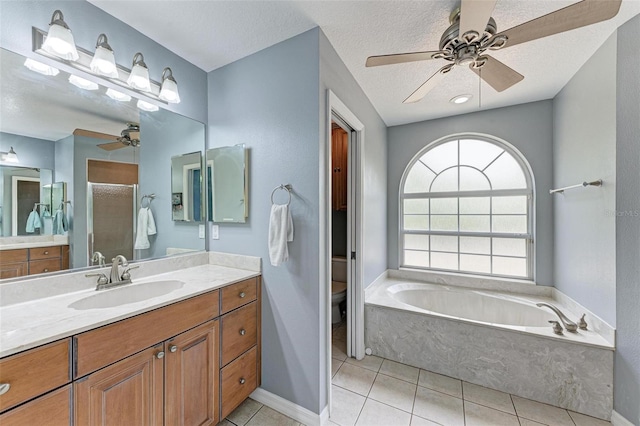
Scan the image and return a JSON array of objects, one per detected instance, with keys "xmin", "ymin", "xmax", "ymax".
[{"xmin": 224, "ymin": 398, "xmax": 302, "ymax": 426}]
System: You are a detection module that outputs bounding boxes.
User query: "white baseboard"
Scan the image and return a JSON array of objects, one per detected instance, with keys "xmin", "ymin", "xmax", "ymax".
[
  {"xmin": 611, "ymin": 410, "xmax": 635, "ymax": 426},
  {"xmin": 250, "ymin": 387, "xmax": 327, "ymax": 426}
]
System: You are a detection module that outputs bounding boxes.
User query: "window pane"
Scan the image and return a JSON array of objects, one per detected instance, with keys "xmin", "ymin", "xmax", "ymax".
[
  {"xmin": 459, "ymin": 167, "xmax": 490, "ymax": 191},
  {"xmin": 404, "ymin": 199, "xmax": 429, "ymax": 214},
  {"xmin": 492, "ymin": 215, "xmax": 527, "ymax": 233},
  {"xmin": 492, "ymin": 196, "xmax": 527, "ymax": 214},
  {"xmin": 493, "ymin": 256, "xmax": 527, "ymax": 277},
  {"xmin": 405, "ymin": 234, "xmax": 429, "ymax": 250},
  {"xmin": 493, "ymin": 238, "xmax": 527, "ymax": 257},
  {"xmin": 431, "ymin": 252, "xmax": 458, "ymax": 270},
  {"xmin": 431, "ymin": 215, "xmax": 458, "ymax": 231},
  {"xmin": 404, "ymin": 215, "xmax": 429, "ymax": 230},
  {"xmin": 484, "ymin": 152, "xmax": 527, "ymax": 189},
  {"xmin": 431, "ymin": 235, "xmax": 458, "ymax": 252},
  {"xmin": 459, "ymin": 139, "xmax": 504, "ymax": 170},
  {"xmin": 420, "ymin": 141, "xmax": 457, "ymax": 174},
  {"xmin": 460, "ymin": 197, "xmax": 490, "ymax": 214},
  {"xmin": 460, "ymin": 254, "xmax": 491, "ymax": 274},
  {"xmin": 460, "ymin": 236, "xmax": 490, "ymax": 254},
  {"xmin": 460, "ymin": 215, "xmax": 490, "ymax": 232},
  {"xmin": 431, "ymin": 198, "xmax": 457, "ymax": 214},
  {"xmin": 404, "ymin": 250, "xmax": 429, "ymax": 268},
  {"xmin": 404, "ymin": 162, "xmax": 435, "ymax": 193},
  {"xmin": 431, "ymin": 168, "xmax": 458, "ymax": 192}
]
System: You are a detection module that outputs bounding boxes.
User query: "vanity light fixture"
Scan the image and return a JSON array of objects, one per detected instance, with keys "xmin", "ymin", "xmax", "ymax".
[
  {"xmin": 127, "ymin": 53, "xmax": 151, "ymax": 92},
  {"xmin": 106, "ymin": 88, "xmax": 131, "ymax": 102},
  {"xmin": 23, "ymin": 58, "xmax": 59, "ymax": 76},
  {"xmin": 90, "ymin": 34, "xmax": 118, "ymax": 78},
  {"xmin": 159, "ymin": 67, "xmax": 181, "ymax": 104},
  {"xmin": 68, "ymin": 74, "xmax": 99, "ymax": 90},
  {"xmin": 450, "ymin": 94, "xmax": 473, "ymax": 104},
  {"xmin": 137, "ymin": 99, "xmax": 159, "ymax": 112},
  {"xmin": 0, "ymin": 147, "xmax": 19, "ymax": 163},
  {"xmin": 41, "ymin": 10, "xmax": 79, "ymax": 61}
]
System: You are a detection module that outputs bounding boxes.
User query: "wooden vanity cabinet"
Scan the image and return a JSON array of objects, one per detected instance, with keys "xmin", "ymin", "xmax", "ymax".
[{"xmin": 0, "ymin": 245, "xmax": 70, "ymax": 278}]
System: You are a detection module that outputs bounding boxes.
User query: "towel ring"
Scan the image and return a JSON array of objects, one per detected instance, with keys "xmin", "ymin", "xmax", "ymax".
[{"xmin": 271, "ymin": 184, "xmax": 292, "ymax": 206}]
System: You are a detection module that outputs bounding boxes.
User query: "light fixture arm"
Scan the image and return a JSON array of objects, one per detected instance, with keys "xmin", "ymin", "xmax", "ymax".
[
  {"xmin": 95, "ymin": 33, "xmax": 112, "ymax": 50},
  {"xmin": 132, "ymin": 52, "xmax": 147, "ymax": 68},
  {"xmin": 162, "ymin": 67, "xmax": 177, "ymax": 83},
  {"xmin": 49, "ymin": 10, "xmax": 69, "ymax": 29}
]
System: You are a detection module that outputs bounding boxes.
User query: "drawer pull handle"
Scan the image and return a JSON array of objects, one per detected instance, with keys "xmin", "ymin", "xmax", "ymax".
[
  {"xmin": 156, "ymin": 351, "xmax": 165, "ymax": 359},
  {"xmin": 240, "ymin": 329, "xmax": 246, "ymax": 336},
  {"xmin": 44, "ymin": 251, "xmax": 49, "ymax": 255},
  {"xmin": 239, "ymin": 292, "xmax": 246, "ymax": 298},
  {"xmin": 169, "ymin": 345, "xmax": 177, "ymax": 353},
  {"xmin": 239, "ymin": 378, "xmax": 246, "ymax": 385},
  {"xmin": 0, "ymin": 383, "xmax": 10, "ymax": 396}
]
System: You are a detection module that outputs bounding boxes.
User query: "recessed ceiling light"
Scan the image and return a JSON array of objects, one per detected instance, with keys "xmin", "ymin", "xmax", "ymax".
[
  {"xmin": 68, "ymin": 75, "xmax": 99, "ymax": 90},
  {"xmin": 24, "ymin": 58, "xmax": 59, "ymax": 76},
  {"xmin": 137, "ymin": 99, "xmax": 159, "ymax": 112},
  {"xmin": 450, "ymin": 94, "xmax": 473, "ymax": 104},
  {"xmin": 106, "ymin": 88, "xmax": 131, "ymax": 102}
]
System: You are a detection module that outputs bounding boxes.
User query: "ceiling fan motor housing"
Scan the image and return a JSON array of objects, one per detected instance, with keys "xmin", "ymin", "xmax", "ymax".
[{"xmin": 439, "ymin": 11, "xmax": 502, "ymax": 68}]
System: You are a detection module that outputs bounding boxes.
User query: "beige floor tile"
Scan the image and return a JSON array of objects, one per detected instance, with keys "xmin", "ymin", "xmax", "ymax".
[
  {"xmin": 226, "ymin": 398, "xmax": 263, "ymax": 426},
  {"xmin": 245, "ymin": 406, "xmax": 300, "ymax": 426},
  {"xmin": 417, "ymin": 370, "xmax": 462, "ymax": 398},
  {"xmin": 332, "ymin": 343, "xmax": 348, "ymax": 362},
  {"xmin": 332, "ymin": 360, "xmax": 344, "ymax": 378},
  {"xmin": 410, "ymin": 415, "xmax": 440, "ymax": 426},
  {"xmin": 327, "ymin": 421, "xmax": 342, "ymax": 426},
  {"xmin": 512, "ymin": 396, "xmax": 574, "ymax": 426},
  {"xmin": 355, "ymin": 399, "xmax": 411, "ymax": 426},
  {"xmin": 368, "ymin": 373, "xmax": 417, "ymax": 413},
  {"xmin": 218, "ymin": 420, "xmax": 235, "ymax": 426},
  {"xmin": 332, "ymin": 363, "xmax": 377, "ymax": 396},
  {"xmin": 412, "ymin": 386, "xmax": 464, "ymax": 426},
  {"xmin": 345, "ymin": 355, "xmax": 384, "ymax": 372},
  {"xmin": 464, "ymin": 401, "xmax": 519, "ymax": 426},
  {"xmin": 379, "ymin": 359, "xmax": 420, "ymax": 384},
  {"xmin": 462, "ymin": 382, "xmax": 515, "ymax": 414},
  {"xmin": 518, "ymin": 419, "xmax": 547, "ymax": 426},
  {"xmin": 330, "ymin": 385, "xmax": 366, "ymax": 426},
  {"xmin": 568, "ymin": 411, "xmax": 612, "ymax": 426}
]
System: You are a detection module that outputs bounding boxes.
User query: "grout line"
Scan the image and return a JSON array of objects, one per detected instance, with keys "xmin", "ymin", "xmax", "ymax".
[
  {"xmin": 242, "ymin": 404, "xmax": 263, "ymax": 426},
  {"xmin": 461, "ymin": 382, "xmax": 467, "ymax": 426}
]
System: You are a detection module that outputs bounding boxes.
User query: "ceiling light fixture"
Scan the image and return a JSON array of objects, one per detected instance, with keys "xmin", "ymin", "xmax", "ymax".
[
  {"xmin": 41, "ymin": 10, "xmax": 79, "ymax": 61},
  {"xmin": 23, "ymin": 58, "xmax": 59, "ymax": 76},
  {"xmin": 0, "ymin": 147, "xmax": 19, "ymax": 163},
  {"xmin": 159, "ymin": 67, "xmax": 181, "ymax": 104},
  {"xmin": 450, "ymin": 94, "xmax": 473, "ymax": 104},
  {"xmin": 90, "ymin": 34, "xmax": 118, "ymax": 78},
  {"xmin": 68, "ymin": 74, "xmax": 99, "ymax": 90},
  {"xmin": 137, "ymin": 99, "xmax": 159, "ymax": 112},
  {"xmin": 127, "ymin": 53, "xmax": 151, "ymax": 92},
  {"xmin": 106, "ymin": 88, "xmax": 131, "ymax": 102}
]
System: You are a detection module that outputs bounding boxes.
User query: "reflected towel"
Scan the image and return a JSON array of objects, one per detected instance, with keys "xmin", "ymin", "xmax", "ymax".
[
  {"xmin": 268, "ymin": 204, "xmax": 294, "ymax": 267},
  {"xmin": 52, "ymin": 209, "xmax": 68, "ymax": 235},
  {"xmin": 26, "ymin": 211, "xmax": 42, "ymax": 233},
  {"xmin": 134, "ymin": 207, "xmax": 157, "ymax": 250}
]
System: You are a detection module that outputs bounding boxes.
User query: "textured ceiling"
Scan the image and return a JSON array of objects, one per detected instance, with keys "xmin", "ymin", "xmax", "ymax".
[{"xmin": 90, "ymin": 1, "xmax": 640, "ymax": 125}]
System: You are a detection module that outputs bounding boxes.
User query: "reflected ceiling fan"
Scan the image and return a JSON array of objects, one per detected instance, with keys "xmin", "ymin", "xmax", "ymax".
[
  {"xmin": 366, "ymin": 0, "xmax": 622, "ymax": 103},
  {"xmin": 95, "ymin": 123, "xmax": 140, "ymax": 151}
]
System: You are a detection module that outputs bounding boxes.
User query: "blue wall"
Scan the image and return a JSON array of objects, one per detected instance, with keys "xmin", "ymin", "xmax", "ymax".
[{"xmin": 0, "ymin": 132, "xmax": 54, "ymax": 170}]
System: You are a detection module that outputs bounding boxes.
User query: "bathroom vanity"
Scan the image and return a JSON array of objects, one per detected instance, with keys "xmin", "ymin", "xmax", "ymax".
[
  {"xmin": 0, "ymin": 244, "xmax": 70, "ymax": 279},
  {"xmin": 0, "ymin": 252, "xmax": 261, "ymax": 425}
]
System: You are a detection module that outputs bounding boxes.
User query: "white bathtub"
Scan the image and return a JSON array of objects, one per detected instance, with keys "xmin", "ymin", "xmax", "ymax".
[{"xmin": 365, "ymin": 277, "xmax": 615, "ymax": 420}]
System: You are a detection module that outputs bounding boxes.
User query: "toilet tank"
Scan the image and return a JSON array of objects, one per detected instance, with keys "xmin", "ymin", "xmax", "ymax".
[{"xmin": 332, "ymin": 256, "xmax": 348, "ymax": 282}]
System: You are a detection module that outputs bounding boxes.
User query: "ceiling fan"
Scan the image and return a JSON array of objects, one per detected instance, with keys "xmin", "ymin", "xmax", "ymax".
[
  {"xmin": 366, "ymin": 0, "xmax": 622, "ymax": 103},
  {"xmin": 95, "ymin": 123, "xmax": 140, "ymax": 151}
]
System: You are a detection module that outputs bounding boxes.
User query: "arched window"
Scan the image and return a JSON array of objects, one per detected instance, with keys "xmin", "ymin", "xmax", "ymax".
[{"xmin": 400, "ymin": 135, "xmax": 534, "ymax": 279}]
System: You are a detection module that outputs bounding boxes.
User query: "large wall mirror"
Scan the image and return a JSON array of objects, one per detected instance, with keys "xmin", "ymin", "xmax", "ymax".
[
  {"xmin": 206, "ymin": 145, "xmax": 248, "ymax": 223},
  {"xmin": 0, "ymin": 48, "xmax": 205, "ymax": 280}
]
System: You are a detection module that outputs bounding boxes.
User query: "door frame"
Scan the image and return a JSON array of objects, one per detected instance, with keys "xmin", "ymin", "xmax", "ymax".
[{"xmin": 12, "ymin": 176, "xmax": 40, "ymax": 235}]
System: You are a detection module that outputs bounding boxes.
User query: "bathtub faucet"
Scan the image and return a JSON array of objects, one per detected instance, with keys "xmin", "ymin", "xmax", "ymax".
[{"xmin": 536, "ymin": 303, "xmax": 578, "ymax": 332}]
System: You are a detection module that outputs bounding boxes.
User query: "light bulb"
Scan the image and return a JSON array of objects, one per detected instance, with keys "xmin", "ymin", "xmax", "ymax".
[
  {"xmin": 137, "ymin": 100, "xmax": 159, "ymax": 112},
  {"xmin": 68, "ymin": 75, "xmax": 99, "ymax": 90},
  {"xmin": 24, "ymin": 58, "xmax": 59, "ymax": 76},
  {"xmin": 106, "ymin": 88, "xmax": 131, "ymax": 102},
  {"xmin": 90, "ymin": 34, "xmax": 118, "ymax": 78},
  {"xmin": 41, "ymin": 10, "xmax": 79, "ymax": 61}
]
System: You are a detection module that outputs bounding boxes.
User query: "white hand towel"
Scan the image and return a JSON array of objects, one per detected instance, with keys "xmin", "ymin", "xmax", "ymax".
[
  {"xmin": 268, "ymin": 204, "xmax": 294, "ymax": 266},
  {"xmin": 147, "ymin": 207, "xmax": 157, "ymax": 236},
  {"xmin": 134, "ymin": 207, "xmax": 156, "ymax": 250}
]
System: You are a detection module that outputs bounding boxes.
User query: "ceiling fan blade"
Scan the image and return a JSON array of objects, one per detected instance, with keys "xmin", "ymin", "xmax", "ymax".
[
  {"xmin": 73, "ymin": 129, "xmax": 119, "ymax": 141},
  {"xmin": 470, "ymin": 56, "xmax": 524, "ymax": 92},
  {"xmin": 403, "ymin": 65, "xmax": 453, "ymax": 104},
  {"xmin": 366, "ymin": 51, "xmax": 443, "ymax": 67},
  {"xmin": 459, "ymin": 0, "xmax": 498, "ymax": 41},
  {"xmin": 497, "ymin": 0, "xmax": 622, "ymax": 49},
  {"xmin": 97, "ymin": 141, "xmax": 126, "ymax": 151}
]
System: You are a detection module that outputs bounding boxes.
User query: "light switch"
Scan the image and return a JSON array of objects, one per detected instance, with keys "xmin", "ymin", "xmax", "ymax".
[
  {"xmin": 198, "ymin": 224, "xmax": 205, "ymax": 239},
  {"xmin": 211, "ymin": 225, "xmax": 219, "ymax": 240}
]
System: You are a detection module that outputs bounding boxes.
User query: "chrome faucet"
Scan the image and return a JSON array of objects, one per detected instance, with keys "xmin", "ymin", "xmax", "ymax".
[
  {"xmin": 110, "ymin": 255, "xmax": 129, "ymax": 284},
  {"xmin": 536, "ymin": 303, "xmax": 578, "ymax": 332},
  {"xmin": 91, "ymin": 251, "xmax": 106, "ymax": 267}
]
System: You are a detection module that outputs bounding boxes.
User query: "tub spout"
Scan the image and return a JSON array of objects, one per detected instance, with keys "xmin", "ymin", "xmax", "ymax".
[{"xmin": 536, "ymin": 303, "xmax": 578, "ymax": 332}]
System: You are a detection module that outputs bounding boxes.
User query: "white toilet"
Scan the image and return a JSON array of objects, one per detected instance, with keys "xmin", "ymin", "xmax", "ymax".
[{"xmin": 331, "ymin": 256, "xmax": 348, "ymax": 324}]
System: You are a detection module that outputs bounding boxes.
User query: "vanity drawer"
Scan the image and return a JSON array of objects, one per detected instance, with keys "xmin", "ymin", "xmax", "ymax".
[
  {"xmin": 0, "ymin": 385, "xmax": 71, "ymax": 426},
  {"xmin": 29, "ymin": 246, "xmax": 62, "ymax": 260},
  {"xmin": 0, "ymin": 249, "xmax": 28, "ymax": 263},
  {"xmin": 0, "ymin": 339, "xmax": 71, "ymax": 412},
  {"xmin": 28, "ymin": 258, "xmax": 61, "ymax": 275},
  {"xmin": 75, "ymin": 289, "xmax": 219, "ymax": 378},
  {"xmin": 220, "ymin": 346, "xmax": 257, "ymax": 419},
  {"xmin": 221, "ymin": 278, "xmax": 257, "ymax": 314},
  {"xmin": 221, "ymin": 301, "xmax": 257, "ymax": 365}
]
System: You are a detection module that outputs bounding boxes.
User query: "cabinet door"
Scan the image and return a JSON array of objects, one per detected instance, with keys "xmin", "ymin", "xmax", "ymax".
[
  {"xmin": 75, "ymin": 345, "xmax": 164, "ymax": 426},
  {"xmin": 165, "ymin": 320, "xmax": 219, "ymax": 426},
  {"xmin": 0, "ymin": 385, "xmax": 71, "ymax": 426}
]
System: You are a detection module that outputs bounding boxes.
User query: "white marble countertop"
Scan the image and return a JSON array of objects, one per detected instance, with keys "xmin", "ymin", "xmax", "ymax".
[
  {"xmin": 0, "ymin": 264, "xmax": 259, "ymax": 358},
  {"xmin": 0, "ymin": 235, "xmax": 69, "ymax": 251}
]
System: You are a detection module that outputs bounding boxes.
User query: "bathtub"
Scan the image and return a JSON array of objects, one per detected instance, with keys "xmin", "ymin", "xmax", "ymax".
[{"xmin": 365, "ymin": 276, "xmax": 614, "ymax": 420}]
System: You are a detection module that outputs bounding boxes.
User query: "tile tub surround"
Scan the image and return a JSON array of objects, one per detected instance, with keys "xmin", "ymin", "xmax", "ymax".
[{"xmin": 0, "ymin": 251, "xmax": 261, "ymax": 357}]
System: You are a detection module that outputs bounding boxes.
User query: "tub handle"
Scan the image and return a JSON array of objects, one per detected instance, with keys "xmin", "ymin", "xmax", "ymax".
[
  {"xmin": 578, "ymin": 314, "xmax": 588, "ymax": 330},
  {"xmin": 548, "ymin": 320, "xmax": 563, "ymax": 335}
]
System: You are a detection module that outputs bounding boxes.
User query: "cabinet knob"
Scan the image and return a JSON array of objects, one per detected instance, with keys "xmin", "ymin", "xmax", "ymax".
[
  {"xmin": 43, "ymin": 269, "xmax": 49, "ymax": 272},
  {"xmin": 239, "ymin": 292, "xmax": 246, "ymax": 298},
  {"xmin": 156, "ymin": 351, "xmax": 165, "ymax": 359},
  {"xmin": 169, "ymin": 345, "xmax": 177, "ymax": 353},
  {"xmin": 44, "ymin": 251, "xmax": 49, "ymax": 255},
  {"xmin": 0, "ymin": 383, "xmax": 10, "ymax": 396},
  {"xmin": 239, "ymin": 378, "xmax": 246, "ymax": 385},
  {"xmin": 240, "ymin": 329, "xmax": 246, "ymax": 336}
]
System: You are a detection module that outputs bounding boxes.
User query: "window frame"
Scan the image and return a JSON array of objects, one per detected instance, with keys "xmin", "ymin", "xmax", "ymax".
[{"xmin": 399, "ymin": 133, "xmax": 535, "ymax": 280}]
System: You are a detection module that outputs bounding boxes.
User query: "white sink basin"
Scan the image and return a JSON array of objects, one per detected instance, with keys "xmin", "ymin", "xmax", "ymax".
[{"xmin": 69, "ymin": 280, "xmax": 185, "ymax": 310}]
